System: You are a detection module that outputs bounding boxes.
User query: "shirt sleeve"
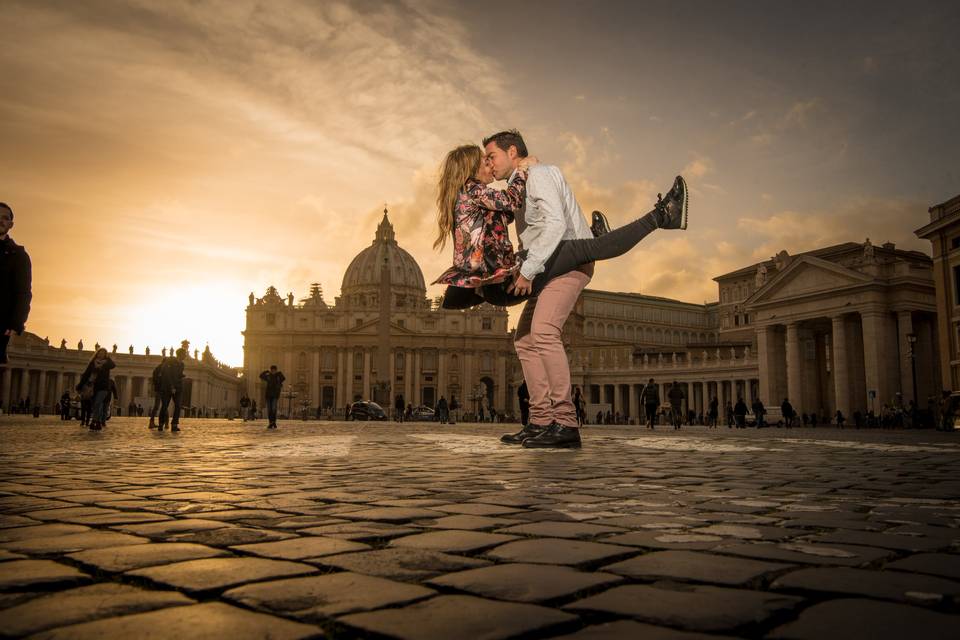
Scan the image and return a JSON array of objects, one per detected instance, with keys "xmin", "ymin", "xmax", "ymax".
[
  {"xmin": 520, "ymin": 168, "xmax": 567, "ymax": 280},
  {"xmin": 467, "ymin": 168, "xmax": 527, "ymax": 214}
]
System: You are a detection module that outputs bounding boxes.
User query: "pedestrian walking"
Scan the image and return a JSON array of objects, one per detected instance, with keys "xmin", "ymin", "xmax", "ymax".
[
  {"xmin": 667, "ymin": 381, "xmax": 685, "ymax": 429},
  {"xmin": 752, "ymin": 398, "xmax": 766, "ymax": 427},
  {"xmin": 148, "ymin": 361, "xmax": 163, "ymax": 429},
  {"xmin": 259, "ymin": 365, "xmax": 285, "ymax": 429},
  {"xmin": 158, "ymin": 348, "xmax": 186, "ymax": 432},
  {"xmin": 781, "ymin": 398, "xmax": 796, "ymax": 428},
  {"xmin": 518, "ymin": 381, "xmax": 530, "ymax": 426},
  {"xmin": 449, "ymin": 395, "xmax": 459, "ymax": 424},
  {"xmin": 59, "ymin": 391, "xmax": 71, "ymax": 420},
  {"xmin": 436, "ymin": 395, "xmax": 449, "ymax": 423},
  {"xmin": 725, "ymin": 400, "xmax": 734, "ymax": 428},
  {"xmin": 573, "ymin": 386, "xmax": 585, "ymax": 426},
  {"xmin": 394, "ymin": 393, "xmax": 405, "ymax": 422},
  {"xmin": 835, "ymin": 409, "xmax": 846, "ymax": 429},
  {"xmin": 734, "ymin": 397, "xmax": 748, "ymax": 428},
  {"xmin": 76, "ymin": 348, "xmax": 115, "ymax": 430},
  {"xmin": 708, "ymin": 396, "xmax": 719, "ymax": 428},
  {"xmin": 641, "ymin": 379, "xmax": 659, "ymax": 429},
  {"xmin": 0, "ymin": 203, "xmax": 32, "ymax": 366}
]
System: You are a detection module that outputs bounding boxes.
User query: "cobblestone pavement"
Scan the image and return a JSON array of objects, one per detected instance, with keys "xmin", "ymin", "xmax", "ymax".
[{"xmin": 1, "ymin": 416, "xmax": 958, "ymax": 639}]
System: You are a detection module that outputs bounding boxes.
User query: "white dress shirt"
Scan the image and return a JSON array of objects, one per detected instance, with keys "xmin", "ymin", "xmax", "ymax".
[{"xmin": 510, "ymin": 164, "xmax": 593, "ymax": 281}]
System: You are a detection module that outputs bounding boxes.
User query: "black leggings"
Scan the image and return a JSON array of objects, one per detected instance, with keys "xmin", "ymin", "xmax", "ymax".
[{"xmin": 442, "ymin": 208, "xmax": 659, "ymax": 309}]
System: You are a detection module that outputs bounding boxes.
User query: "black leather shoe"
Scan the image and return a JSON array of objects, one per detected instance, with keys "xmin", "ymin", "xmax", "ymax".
[
  {"xmin": 590, "ymin": 210, "xmax": 610, "ymax": 237},
  {"xmin": 654, "ymin": 176, "xmax": 688, "ymax": 230},
  {"xmin": 522, "ymin": 423, "xmax": 582, "ymax": 448},
  {"xmin": 501, "ymin": 423, "xmax": 548, "ymax": 444}
]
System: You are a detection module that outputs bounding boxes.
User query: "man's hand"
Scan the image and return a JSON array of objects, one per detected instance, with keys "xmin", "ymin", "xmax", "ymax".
[
  {"xmin": 518, "ymin": 156, "xmax": 539, "ymax": 170},
  {"xmin": 3, "ymin": 330, "xmax": 12, "ymax": 336},
  {"xmin": 508, "ymin": 273, "xmax": 533, "ymax": 296}
]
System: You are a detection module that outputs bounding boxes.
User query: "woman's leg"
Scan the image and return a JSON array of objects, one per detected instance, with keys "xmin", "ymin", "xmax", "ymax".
[
  {"xmin": 479, "ymin": 208, "xmax": 662, "ymax": 307},
  {"xmin": 531, "ymin": 209, "xmax": 660, "ymax": 294}
]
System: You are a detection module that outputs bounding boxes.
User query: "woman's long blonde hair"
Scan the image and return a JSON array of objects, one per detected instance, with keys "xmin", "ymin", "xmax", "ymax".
[{"xmin": 434, "ymin": 144, "xmax": 482, "ymax": 250}]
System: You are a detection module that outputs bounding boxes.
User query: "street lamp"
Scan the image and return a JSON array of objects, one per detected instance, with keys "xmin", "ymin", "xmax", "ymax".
[{"xmin": 906, "ymin": 333, "xmax": 918, "ymax": 409}]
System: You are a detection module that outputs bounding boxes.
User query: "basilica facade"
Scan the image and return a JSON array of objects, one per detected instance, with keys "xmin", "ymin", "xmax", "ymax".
[
  {"xmin": 242, "ymin": 212, "xmax": 514, "ymax": 415},
  {"xmin": 242, "ymin": 211, "xmax": 940, "ymax": 424}
]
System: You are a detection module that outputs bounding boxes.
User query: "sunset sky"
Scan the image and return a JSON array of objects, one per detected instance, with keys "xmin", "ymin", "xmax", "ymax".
[{"xmin": 3, "ymin": 0, "xmax": 958, "ymax": 366}]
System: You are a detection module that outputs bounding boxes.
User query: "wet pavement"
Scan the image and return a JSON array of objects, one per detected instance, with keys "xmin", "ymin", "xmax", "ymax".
[{"xmin": 0, "ymin": 415, "xmax": 958, "ymax": 639}]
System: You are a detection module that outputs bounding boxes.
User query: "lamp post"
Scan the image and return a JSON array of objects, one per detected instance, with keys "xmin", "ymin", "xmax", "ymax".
[
  {"xmin": 282, "ymin": 388, "xmax": 298, "ymax": 419},
  {"xmin": 907, "ymin": 333, "xmax": 918, "ymax": 405}
]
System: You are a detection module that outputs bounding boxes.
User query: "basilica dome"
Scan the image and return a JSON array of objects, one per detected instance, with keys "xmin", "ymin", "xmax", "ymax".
[{"xmin": 340, "ymin": 210, "xmax": 427, "ymax": 301}]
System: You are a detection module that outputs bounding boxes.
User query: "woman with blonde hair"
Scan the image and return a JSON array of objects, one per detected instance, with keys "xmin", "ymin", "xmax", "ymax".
[
  {"xmin": 76, "ymin": 347, "xmax": 115, "ymax": 431},
  {"xmin": 432, "ymin": 144, "xmax": 689, "ymax": 309}
]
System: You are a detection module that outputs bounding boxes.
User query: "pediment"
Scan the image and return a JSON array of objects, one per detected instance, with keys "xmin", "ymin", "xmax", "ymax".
[{"xmin": 746, "ymin": 256, "xmax": 873, "ymax": 305}]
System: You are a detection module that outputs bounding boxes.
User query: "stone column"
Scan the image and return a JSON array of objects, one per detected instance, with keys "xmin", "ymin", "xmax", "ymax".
[
  {"xmin": 21, "ymin": 369, "xmax": 32, "ymax": 404},
  {"xmin": 1, "ymin": 368, "xmax": 12, "ymax": 410},
  {"xmin": 37, "ymin": 371, "xmax": 49, "ymax": 410},
  {"xmin": 311, "ymin": 351, "xmax": 321, "ymax": 407},
  {"xmin": 362, "ymin": 350, "xmax": 372, "ymax": 400},
  {"xmin": 786, "ymin": 322, "xmax": 803, "ymax": 412},
  {"xmin": 757, "ymin": 325, "xmax": 776, "ymax": 406},
  {"xmin": 496, "ymin": 353, "xmax": 507, "ymax": 413},
  {"xmin": 336, "ymin": 349, "xmax": 345, "ymax": 408},
  {"xmin": 628, "ymin": 383, "xmax": 638, "ymax": 423},
  {"xmin": 896, "ymin": 310, "xmax": 914, "ymax": 404},
  {"xmin": 745, "ymin": 379, "xmax": 754, "ymax": 408},
  {"xmin": 861, "ymin": 311, "xmax": 891, "ymax": 412},
  {"xmin": 404, "ymin": 349, "xmax": 413, "ymax": 405},
  {"xmin": 413, "ymin": 350, "xmax": 422, "ymax": 406},
  {"xmin": 832, "ymin": 314, "xmax": 851, "ymax": 417},
  {"xmin": 55, "ymin": 371, "xmax": 65, "ymax": 403},
  {"xmin": 438, "ymin": 349, "xmax": 447, "ymax": 400},
  {"xmin": 120, "ymin": 374, "xmax": 133, "ymax": 411},
  {"xmin": 344, "ymin": 349, "xmax": 354, "ymax": 404}
]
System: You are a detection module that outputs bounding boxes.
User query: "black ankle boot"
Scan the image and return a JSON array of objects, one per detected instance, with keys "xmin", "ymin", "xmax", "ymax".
[
  {"xmin": 654, "ymin": 176, "xmax": 689, "ymax": 230},
  {"xmin": 590, "ymin": 210, "xmax": 610, "ymax": 237},
  {"xmin": 522, "ymin": 423, "xmax": 582, "ymax": 448},
  {"xmin": 501, "ymin": 423, "xmax": 548, "ymax": 444}
]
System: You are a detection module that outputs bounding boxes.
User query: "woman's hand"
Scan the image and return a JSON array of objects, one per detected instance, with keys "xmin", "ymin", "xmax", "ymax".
[{"xmin": 518, "ymin": 156, "xmax": 539, "ymax": 170}]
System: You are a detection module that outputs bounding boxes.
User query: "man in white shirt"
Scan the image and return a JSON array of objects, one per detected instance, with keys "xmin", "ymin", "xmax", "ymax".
[{"xmin": 484, "ymin": 130, "xmax": 595, "ymax": 448}]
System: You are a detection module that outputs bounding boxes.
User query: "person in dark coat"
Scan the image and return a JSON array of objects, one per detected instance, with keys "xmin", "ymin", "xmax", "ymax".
[
  {"xmin": 76, "ymin": 348, "xmax": 115, "ymax": 430},
  {"xmin": 708, "ymin": 396, "xmax": 719, "ymax": 428},
  {"xmin": 60, "ymin": 391, "xmax": 71, "ymax": 420},
  {"xmin": 0, "ymin": 203, "xmax": 32, "ymax": 365},
  {"xmin": 148, "ymin": 361, "xmax": 164, "ymax": 429},
  {"xmin": 449, "ymin": 395, "xmax": 459, "ymax": 424},
  {"xmin": 752, "ymin": 398, "xmax": 766, "ymax": 427},
  {"xmin": 733, "ymin": 397, "xmax": 748, "ymax": 428},
  {"xmin": 436, "ymin": 395, "xmax": 449, "ymax": 424},
  {"xmin": 667, "ymin": 381, "xmax": 685, "ymax": 429},
  {"xmin": 394, "ymin": 394, "xmax": 405, "ymax": 422},
  {"xmin": 518, "ymin": 381, "xmax": 531, "ymax": 426},
  {"xmin": 641, "ymin": 378, "xmax": 659, "ymax": 429},
  {"xmin": 259, "ymin": 365, "xmax": 285, "ymax": 429},
  {"xmin": 781, "ymin": 398, "xmax": 795, "ymax": 428},
  {"xmin": 158, "ymin": 348, "xmax": 186, "ymax": 431}
]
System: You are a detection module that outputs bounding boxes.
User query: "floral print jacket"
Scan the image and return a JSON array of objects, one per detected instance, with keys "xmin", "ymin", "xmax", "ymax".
[{"xmin": 432, "ymin": 168, "xmax": 527, "ymax": 288}]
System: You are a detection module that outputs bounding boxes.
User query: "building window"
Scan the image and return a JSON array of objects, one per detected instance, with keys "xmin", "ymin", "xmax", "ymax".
[
  {"xmin": 481, "ymin": 353, "xmax": 493, "ymax": 371},
  {"xmin": 952, "ymin": 236, "xmax": 960, "ymax": 249},
  {"xmin": 298, "ymin": 352, "xmax": 307, "ymax": 370},
  {"xmin": 354, "ymin": 351, "xmax": 364, "ymax": 370},
  {"xmin": 324, "ymin": 317, "xmax": 335, "ymax": 328},
  {"xmin": 397, "ymin": 319, "xmax": 405, "ymax": 328},
  {"xmin": 322, "ymin": 351, "xmax": 335, "ymax": 370},
  {"xmin": 422, "ymin": 350, "xmax": 437, "ymax": 371},
  {"xmin": 396, "ymin": 352, "xmax": 405, "ymax": 371},
  {"xmin": 954, "ymin": 265, "xmax": 960, "ymax": 306},
  {"xmin": 356, "ymin": 318, "xmax": 363, "ymax": 327},
  {"xmin": 266, "ymin": 313, "xmax": 276, "ymax": 326},
  {"xmin": 482, "ymin": 317, "xmax": 492, "ymax": 330}
]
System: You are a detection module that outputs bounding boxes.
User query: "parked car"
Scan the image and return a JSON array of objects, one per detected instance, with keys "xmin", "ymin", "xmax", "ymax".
[
  {"xmin": 409, "ymin": 405, "xmax": 436, "ymax": 422},
  {"xmin": 348, "ymin": 401, "xmax": 388, "ymax": 421}
]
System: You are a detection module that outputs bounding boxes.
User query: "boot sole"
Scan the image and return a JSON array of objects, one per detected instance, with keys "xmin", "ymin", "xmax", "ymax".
[
  {"xmin": 676, "ymin": 175, "xmax": 689, "ymax": 230},
  {"xmin": 522, "ymin": 440, "xmax": 582, "ymax": 449}
]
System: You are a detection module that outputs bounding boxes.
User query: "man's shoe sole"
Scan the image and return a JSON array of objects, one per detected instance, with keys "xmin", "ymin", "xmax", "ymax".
[
  {"xmin": 522, "ymin": 440, "xmax": 582, "ymax": 449},
  {"xmin": 676, "ymin": 175, "xmax": 689, "ymax": 230}
]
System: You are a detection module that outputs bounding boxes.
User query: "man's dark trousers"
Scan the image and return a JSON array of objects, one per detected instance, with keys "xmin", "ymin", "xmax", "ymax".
[
  {"xmin": 266, "ymin": 396, "xmax": 279, "ymax": 425},
  {"xmin": 159, "ymin": 385, "xmax": 181, "ymax": 428}
]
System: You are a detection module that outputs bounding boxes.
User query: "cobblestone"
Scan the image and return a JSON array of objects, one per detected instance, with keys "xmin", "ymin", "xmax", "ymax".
[{"xmin": 1, "ymin": 416, "xmax": 958, "ymax": 638}]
